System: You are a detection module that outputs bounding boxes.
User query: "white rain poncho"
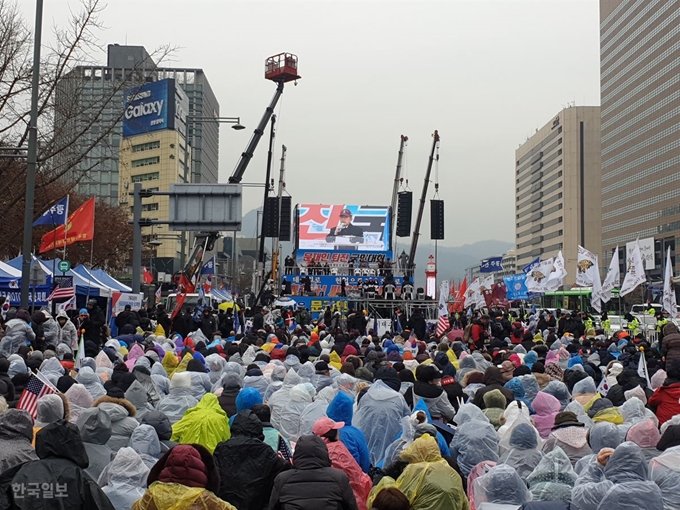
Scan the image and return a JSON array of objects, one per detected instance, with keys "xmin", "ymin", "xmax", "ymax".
[
  {"xmin": 571, "ymin": 441, "xmax": 663, "ymax": 510},
  {"xmin": 450, "ymin": 419, "xmax": 499, "ymax": 478},
  {"xmin": 565, "ymin": 401, "xmax": 593, "ymax": 428},
  {"xmin": 8, "ymin": 358, "xmax": 27, "ymax": 378},
  {"xmin": 187, "ymin": 371, "xmax": 212, "ymax": 400},
  {"xmin": 65, "ymin": 383, "xmax": 94, "ymax": 424},
  {"xmin": 269, "ymin": 368, "xmax": 301, "ymax": 432},
  {"xmin": 99, "ymin": 447, "xmax": 149, "ymax": 510},
  {"xmin": 128, "ymin": 424, "xmax": 161, "ymax": 469},
  {"xmin": 454, "ymin": 403, "xmax": 490, "ymax": 426},
  {"xmin": 572, "ymin": 377, "xmax": 597, "ymax": 406},
  {"xmin": 76, "ymin": 367, "xmax": 106, "ymax": 400},
  {"xmin": 156, "ymin": 372, "xmax": 199, "ymax": 424},
  {"xmin": 35, "ymin": 394, "xmax": 65, "ymax": 428},
  {"xmin": 498, "ymin": 416, "xmax": 543, "ymax": 479},
  {"xmin": 497, "ymin": 401, "xmax": 531, "ymax": 437},
  {"xmin": 243, "ymin": 373, "xmax": 269, "ymax": 398},
  {"xmin": 650, "ymin": 446, "xmax": 680, "ymax": 510},
  {"xmin": 263, "ymin": 365, "xmax": 288, "ymax": 402},
  {"xmin": 150, "ymin": 363, "xmax": 170, "ymax": 396},
  {"xmin": 382, "ymin": 416, "xmax": 416, "ymax": 468},
  {"xmin": 298, "ymin": 400, "xmax": 329, "ymax": 437},
  {"xmin": 618, "ymin": 397, "xmax": 658, "ymax": 440},
  {"xmin": 296, "ymin": 361, "xmax": 315, "ymax": 381},
  {"xmin": 626, "ymin": 418, "xmax": 661, "ymax": 462},
  {"xmin": 277, "ymin": 382, "xmax": 315, "ymax": 442},
  {"xmin": 334, "ymin": 373, "xmax": 359, "ymax": 399},
  {"xmin": 519, "ymin": 374, "xmax": 540, "ymax": 402},
  {"xmin": 38, "ymin": 357, "xmax": 65, "ymax": 387},
  {"xmin": 473, "ymin": 464, "xmax": 532, "ymax": 509},
  {"xmin": 542, "ymin": 381, "xmax": 571, "ymax": 411},
  {"xmin": 574, "ymin": 421, "xmax": 622, "ymax": 474},
  {"xmin": 526, "ymin": 446, "xmax": 577, "ymax": 503},
  {"xmin": 354, "ymin": 379, "xmax": 412, "ymax": 466},
  {"xmin": 205, "ymin": 354, "xmax": 226, "ymax": 384}
]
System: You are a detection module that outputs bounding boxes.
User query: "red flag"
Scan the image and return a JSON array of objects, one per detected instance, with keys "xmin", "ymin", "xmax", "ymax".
[
  {"xmin": 143, "ymin": 267, "xmax": 154, "ymax": 285},
  {"xmin": 39, "ymin": 198, "xmax": 95, "ymax": 253},
  {"xmin": 170, "ymin": 293, "xmax": 187, "ymax": 320},
  {"xmin": 452, "ymin": 278, "xmax": 467, "ymax": 312}
]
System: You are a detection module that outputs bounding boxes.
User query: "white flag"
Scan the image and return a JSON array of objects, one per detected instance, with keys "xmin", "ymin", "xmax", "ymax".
[
  {"xmin": 620, "ymin": 239, "xmax": 646, "ymax": 297},
  {"xmin": 546, "ymin": 251, "xmax": 567, "ymax": 291},
  {"xmin": 477, "ymin": 275, "xmax": 494, "ymax": 309},
  {"xmin": 56, "ymin": 296, "xmax": 76, "ymax": 313},
  {"xmin": 637, "ymin": 350, "xmax": 652, "ymax": 388},
  {"xmin": 526, "ymin": 258, "xmax": 554, "ymax": 293},
  {"xmin": 601, "ymin": 247, "xmax": 620, "ymax": 303},
  {"xmin": 663, "ymin": 247, "xmax": 677, "ymax": 318},
  {"xmin": 464, "ymin": 278, "xmax": 480, "ymax": 308},
  {"xmin": 591, "ymin": 256, "xmax": 603, "ymax": 313},
  {"xmin": 576, "ymin": 246, "xmax": 598, "ymax": 287},
  {"xmin": 438, "ymin": 281, "xmax": 449, "ymax": 318}
]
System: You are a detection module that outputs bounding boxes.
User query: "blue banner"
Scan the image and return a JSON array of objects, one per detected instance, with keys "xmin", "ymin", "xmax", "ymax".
[
  {"xmin": 504, "ymin": 274, "xmax": 529, "ymax": 301},
  {"xmin": 282, "ymin": 274, "xmax": 404, "ymax": 297},
  {"xmin": 201, "ymin": 257, "xmax": 215, "ymax": 275},
  {"xmin": 480, "ymin": 257, "xmax": 503, "ymax": 273},
  {"xmin": 522, "ymin": 257, "xmax": 540, "ymax": 275},
  {"xmin": 33, "ymin": 196, "xmax": 69, "ymax": 227}
]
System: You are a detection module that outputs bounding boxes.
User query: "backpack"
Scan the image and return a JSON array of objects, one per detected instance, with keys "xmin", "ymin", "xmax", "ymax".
[{"xmin": 463, "ymin": 323, "xmax": 474, "ymax": 343}]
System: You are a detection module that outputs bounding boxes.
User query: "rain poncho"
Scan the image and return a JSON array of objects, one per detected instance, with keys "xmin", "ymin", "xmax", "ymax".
[
  {"xmin": 76, "ymin": 407, "xmax": 113, "ymax": 481},
  {"xmin": 395, "ymin": 435, "xmax": 469, "ymax": 510},
  {"xmin": 156, "ymin": 372, "xmax": 199, "ymax": 425},
  {"xmin": 269, "ymin": 368, "xmax": 301, "ymax": 432},
  {"xmin": 327, "ymin": 391, "xmax": 371, "ymax": 473},
  {"xmin": 235, "ymin": 387, "xmax": 263, "ymax": 414},
  {"xmin": 322, "ymin": 437, "xmax": 373, "ymax": 510},
  {"xmin": 565, "ymin": 401, "xmax": 594, "ymax": 429},
  {"xmin": 133, "ymin": 481, "xmax": 237, "ymax": 510},
  {"xmin": 473, "ymin": 463, "xmax": 532, "ymax": 508},
  {"xmin": 543, "ymin": 423, "xmax": 591, "ymax": 467},
  {"xmin": 526, "ymin": 447, "xmax": 577, "ymax": 503},
  {"xmin": 128, "ymin": 424, "xmax": 162, "ymax": 469},
  {"xmin": 76, "ymin": 367, "xmax": 106, "ymax": 399},
  {"xmin": 39, "ymin": 357, "xmax": 66, "ymax": 387},
  {"xmin": 187, "ymin": 371, "xmax": 212, "ymax": 401},
  {"xmin": 277, "ymin": 382, "xmax": 315, "ymax": 442},
  {"xmin": 0, "ymin": 409, "xmax": 37, "ymax": 474},
  {"xmin": 497, "ymin": 401, "xmax": 531, "ymax": 437},
  {"xmin": 205, "ymin": 354, "xmax": 226, "ymax": 384},
  {"xmin": 150, "ymin": 363, "xmax": 170, "ymax": 396},
  {"xmin": 125, "ymin": 380, "xmax": 153, "ymax": 422},
  {"xmin": 572, "ymin": 377, "xmax": 598, "ymax": 409},
  {"xmin": 263, "ymin": 365, "xmax": 288, "ymax": 402},
  {"xmin": 618, "ymin": 396, "xmax": 658, "ymax": 440},
  {"xmin": 100, "ymin": 447, "xmax": 148, "ymax": 510},
  {"xmin": 65, "ymin": 383, "xmax": 93, "ymax": 424},
  {"xmin": 299, "ymin": 400, "xmax": 328, "ymax": 437},
  {"xmin": 243, "ymin": 372, "xmax": 270, "ymax": 398},
  {"xmin": 532, "ymin": 392, "xmax": 561, "ymax": 439},
  {"xmin": 571, "ymin": 441, "xmax": 663, "ymax": 510},
  {"xmin": 171, "ymin": 393, "xmax": 231, "ymax": 453},
  {"xmin": 35, "ymin": 394, "xmax": 67, "ymax": 428},
  {"xmin": 454, "ymin": 403, "xmax": 490, "ymax": 426},
  {"xmin": 354, "ymin": 379, "xmax": 411, "ymax": 466},
  {"xmin": 626, "ymin": 418, "xmax": 661, "ymax": 462},
  {"xmin": 450, "ymin": 420, "xmax": 499, "ymax": 478},
  {"xmin": 498, "ymin": 420, "xmax": 543, "ymax": 479},
  {"xmin": 650, "ymin": 446, "xmax": 680, "ymax": 510},
  {"xmin": 574, "ymin": 421, "xmax": 622, "ymax": 474},
  {"xmin": 542, "ymin": 381, "xmax": 571, "ymax": 411},
  {"xmin": 504, "ymin": 377, "xmax": 533, "ymax": 413},
  {"xmin": 93, "ymin": 395, "xmax": 139, "ymax": 453},
  {"xmin": 519, "ymin": 374, "xmax": 541, "ymax": 402}
]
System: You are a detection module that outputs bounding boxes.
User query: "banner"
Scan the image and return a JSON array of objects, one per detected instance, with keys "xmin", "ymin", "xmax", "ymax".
[
  {"xmin": 436, "ymin": 280, "xmax": 450, "ymax": 337},
  {"xmin": 504, "ymin": 274, "xmax": 529, "ymax": 301},
  {"xmin": 546, "ymin": 250, "xmax": 567, "ymax": 291},
  {"xmin": 523, "ymin": 257, "xmax": 540, "ymax": 275},
  {"xmin": 285, "ymin": 274, "xmax": 404, "ymax": 298},
  {"xmin": 33, "ymin": 196, "xmax": 69, "ymax": 227},
  {"xmin": 576, "ymin": 246, "xmax": 598, "ymax": 287},
  {"xmin": 464, "ymin": 278, "xmax": 480, "ymax": 308},
  {"xmin": 477, "ymin": 275, "xmax": 494, "ymax": 309},
  {"xmin": 297, "ymin": 204, "xmax": 390, "ymax": 252},
  {"xmin": 601, "ymin": 247, "xmax": 620, "ymax": 303},
  {"xmin": 620, "ymin": 239, "xmax": 646, "ymax": 297},
  {"xmin": 296, "ymin": 251, "xmax": 392, "ymax": 265},
  {"xmin": 480, "ymin": 257, "xmax": 503, "ymax": 273},
  {"xmin": 626, "ymin": 237, "xmax": 654, "ymax": 270},
  {"xmin": 484, "ymin": 282, "xmax": 509, "ymax": 309},
  {"xmin": 452, "ymin": 278, "xmax": 467, "ymax": 312},
  {"xmin": 201, "ymin": 257, "xmax": 215, "ymax": 275},
  {"xmin": 591, "ymin": 256, "xmax": 603, "ymax": 313},
  {"xmin": 526, "ymin": 258, "xmax": 555, "ymax": 293},
  {"xmin": 39, "ymin": 198, "xmax": 95, "ymax": 253},
  {"xmin": 111, "ymin": 292, "xmax": 144, "ymax": 317},
  {"xmin": 663, "ymin": 247, "xmax": 677, "ymax": 318}
]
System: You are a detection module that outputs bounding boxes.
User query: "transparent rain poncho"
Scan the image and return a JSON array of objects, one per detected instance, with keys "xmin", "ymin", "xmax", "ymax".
[
  {"xmin": 542, "ymin": 381, "xmax": 572, "ymax": 411},
  {"xmin": 450, "ymin": 419, "xmax": 499, "ymax": 478},
  {"xmin": 263, "ymin": 365, "xmax": 288, "ymax": 402},
  {"xmin": 572, "ymin": 377, "xmax": 598, "ymax": 408},
  {"xmin": 574, "ymin": 422, "xmax": 622, "ymax": 474},
  {"xmin": 498, "ymin": 414, "xmax": 543, "ymax": 479},
  {"xmin": 382, "ymin": 416, "xmax": 416, "ymax": 468},
  {"xmin": 128, "ymin": 424, "xmax": 162, "ymax": 469},
  {"xmin": 626, "ymin": 418, "xmax": 661, "ymax": 462},
  {"xmin": 526, "ymin": 446, "xmax": 577, "ymax": 503},
  {"xmin": 354, "ymin": 380, "xmax": 411, "ymax": 466},
  {"xmin": 277, "ymin": 382, "xmax": 315, "ymax": 443},
  {"xmin": 156, "ymin": 372, "xmax": 199, "ymax": 425},
  {"xmin": 650, "ymin": 446, "xmax": 680, "ymax": 510},
  {"xmin": 76, "ymin": 366, "xmax": 106, "ymax": 400},
  {"xmin": 99, "ymin": 447, "xmax": 149, "ymax": 510},
  {"xmin": 618, "ymin": 397, "xmax": 659, "ymax": 440},
  {"xmin": 205, "ymin": 354, "xmax": 226, "ymax": 384},
  {"xmin": 565, "ymin": 401, "xmax": 594, "ymax": 429},
  {"xmin": 473, "ymin": 464, "xmax": 532, "ymax": 507},
  {"xmin": 454, "ymin": 403, "xmax": 490, "ymax": 426},
  {"xmin": 497, "ymin": 401, "xmax": 531, "ymax": 437},
  {"xmin": 269, "ymin": 368, "xmax": 301, "ymax": 432},
  {"xmin": 298, "ymin": 399, "xmax": 328, "ymax": 437},
  {"xmin": 519, "ymin": 374, "xmax": 541, "ymax": 403}
]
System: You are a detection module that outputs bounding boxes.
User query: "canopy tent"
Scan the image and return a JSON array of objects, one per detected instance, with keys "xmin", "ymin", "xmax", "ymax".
[
  {"xmin": 0, "ymin": 259, "xmax": 53, "ymax": 306},
  {"xmin": 72, "ymin": 266, "xmax": 131, "ymax": 293},
  {"xmin": 210, "ymin": 288, "xmax": 234, "ymax": 303}
]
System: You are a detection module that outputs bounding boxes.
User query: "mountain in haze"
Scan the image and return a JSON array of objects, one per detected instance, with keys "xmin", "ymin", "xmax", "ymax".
[{"xmin": 237, "ymin": 207, "xmax": 513, "ymax": 281}]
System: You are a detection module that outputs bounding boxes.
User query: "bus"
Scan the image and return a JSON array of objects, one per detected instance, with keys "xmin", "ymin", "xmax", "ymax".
[{"xmin": 533, "ymin": 288, "xmax": 622, "ymax": 314}]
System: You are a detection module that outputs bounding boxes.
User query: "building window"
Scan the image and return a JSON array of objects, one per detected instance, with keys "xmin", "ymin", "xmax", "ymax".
[
  {"xmin": 142, "ymin": 203, "xmax": 159, "ymax": 212},
  {"xmin": 131, "ymin": 156, "xmax": 160, "ymax": 168},
  {"xmin": 132, "ymin": 141, "xmax": 161, "ymax": 153},
  {"xmin": 131, "ymin": 172, "xmax": 159, "ymax": 183}
]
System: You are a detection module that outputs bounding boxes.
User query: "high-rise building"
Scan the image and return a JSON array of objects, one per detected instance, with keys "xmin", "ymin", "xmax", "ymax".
[
  {"xmin": 514, "ymin": 106, "xmax": 601, "ymax": 287},
  {"xmin": 600, "ymin": 1, "xmax": 680, "ymax": 280},
  {"xmin": 54, "ymin": 45, "xmax": 220, "ymax": 206}
]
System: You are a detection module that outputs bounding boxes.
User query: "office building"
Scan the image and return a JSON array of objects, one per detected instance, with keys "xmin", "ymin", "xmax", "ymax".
[
  {"xmin": 54, "ymin": 44, "xmax": 220, "ymax": 206},
  {"xmin": 514, "ymin": 106, "xmax": 601, "ymax": 287},
  {"xmin": 600, "ymin": 1, "xmax": 680, "ymax": 280},
  {"xmin": 465, "ymin": 250, "xmax": 518, "ymax": 283}
]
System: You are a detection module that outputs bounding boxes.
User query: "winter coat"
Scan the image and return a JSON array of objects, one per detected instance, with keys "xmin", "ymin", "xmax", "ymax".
[
  {"xmin": 413, "ymin": 381, "xmax": 457, "ymax": 422},
  {"xmin": 75, "ymin": 406, "xmax": 113, "ymax": 481},
  {"xmin": 0, "ymin": 316, "xmax": 35, "ymax": 357},
  {"xmin": 129, "ymin": 424, "xmax": 162, "ymax": 469},
  {"xmin": 268, "ymin": 435, "xmax": 358, "ymax": 510},
  {"xmin": 100, "ymin": 447, "xmax": 148, "ymax": 510},
  {"xmin": 157, "ymin": 372, "xmax": 199, "ymax": 424},
  {"xmin": 323, "ymin": 438, "xmax": 373, "ymax": 510},
  {"xmin": 326, "ymin": 392, "xmax": 371, "ymax": 473},
  {"xmin": 0, "ymin": 410, "xmax": 38, "ymax": 474},
  {"xmin": 648, "ymin": 380, "xmax": 680, "ymax": 426},
  {"xmin": 93, "ymin": 395, "xmax": 139, "ymax": 452},
  {"xmin": 171, "ymin": 393, "xmax": 231, "ymax": 453},
  {"xmin": 472, "ymin": 368, "xmax": 515, "ymax": 409},
  {"xmin": 0, "ymin": 420, "xmax": 115, "ymax": 510},
  {"xmin": 661, "ymin": 325, "xmax": 680, "ymax": 365},
  {"xmin": 213, "ymin": 411, "xmax": 290, "ymax": 510}
]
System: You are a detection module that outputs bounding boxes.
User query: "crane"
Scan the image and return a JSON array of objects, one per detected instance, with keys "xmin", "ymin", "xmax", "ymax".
[
  {"xmin": 172, "ymin": 54, "xmax": 300, "ymax": 305},
  {"xmin": 389, "ymin": 135, "xmax": 408, "ymax": 245},
  {"xmin": 407, "ymin": 130, "xmax": 439, "ymax": 279}
]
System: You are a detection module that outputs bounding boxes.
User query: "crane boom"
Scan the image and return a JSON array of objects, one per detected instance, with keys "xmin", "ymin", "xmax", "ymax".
[
  {"xmin": 229, "ymin": 81, "xmax": 284, "ymax": 184},
  {"xmin": 408, "ymin": 131, "xmax": 439, "ymax": 276},
  {"xmin": 389, "ymin": 135, "xmax": 408, "ymax": 247}
]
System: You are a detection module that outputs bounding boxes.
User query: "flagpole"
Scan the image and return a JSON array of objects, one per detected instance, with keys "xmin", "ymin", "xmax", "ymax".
[{"xmin": 52, "ymin": 218, "xmax": 57, "ymax": 316}]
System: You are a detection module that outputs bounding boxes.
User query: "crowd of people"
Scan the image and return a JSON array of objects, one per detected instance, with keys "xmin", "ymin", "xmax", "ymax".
[{"xmin": 0, "ymin": 300, "xmax": 678, "ymax": 509}]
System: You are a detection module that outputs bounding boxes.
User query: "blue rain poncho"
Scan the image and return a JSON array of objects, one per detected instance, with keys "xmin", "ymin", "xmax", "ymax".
[
  {"xmin": 574, "ymin": 421, "xmax": 622, "ymax": 474},
  {"xmin": 527, "ymin": 447, "xmax": 577, "ymax": 503},
  {"xmin": 473, "ymin": 463, "xmax": 532, "ymax": 507},
  {"xmin": 519, "ymin": 374, "xmax": 541, "ymax": 402},
  {"xmin": 326, "ymin": 391, "xmax": 370, "ymax": 473},
  {"xmin": 504, "ymin": 377, "xmax": 534, "ymax": 413},
  {"xmin": 450, "ymin": 419, "xmax": 499, "ymax": 478},
  {"xmin": 354, "ymin": 379, "xmax": 411, "ymax": 466}
]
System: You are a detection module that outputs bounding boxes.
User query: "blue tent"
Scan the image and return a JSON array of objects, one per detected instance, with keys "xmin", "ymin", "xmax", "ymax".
[
  {"xmin": 0, "ymin": 259, "xmax": 53, "ymax": 306},
  {"xmin": 72, "ymin": 266, "xmax": 131, "ymax": 293}
]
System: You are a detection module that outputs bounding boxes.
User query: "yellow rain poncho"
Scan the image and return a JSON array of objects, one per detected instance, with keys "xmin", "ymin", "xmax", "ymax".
[
  {"xmin": 329, "ymin": 351, "xmax": 342, "ymax": 371},
  {"xmin": 173, "ymin": 353, "xmax": 194, "ymax": 376},
  {"xmin": 395, "ymin": 435, "xmax": 470, "ymax": 510},
  {"xmin": 161, "ymin": 351, "xmax": 179, "ymax": 378},
  {"xmin": 592, "ymin": 407, "xmax": 624, "ymax": 425},
  {"xmin": 171, "ymin": 393, "xmax": 230, "ymax": 453},
  {"xmin": 155, "ymin": 323, "xmax": 166, "ymax": 336},
  {"xmin": 446, "ymin": 349, "xmax": 460, "ymax": 370},
  {"xmin": 132, "ymin": 482, "xmax": 236, "ymax": 510}
]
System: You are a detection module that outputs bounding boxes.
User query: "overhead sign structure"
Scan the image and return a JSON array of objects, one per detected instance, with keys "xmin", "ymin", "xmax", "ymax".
[
  {"xmin": 168, "ymin": 184, "xmax": 242, "ymax": 231},
  {"xmin": 123, "ymin": 78, "xmax": 188, "ymax": 138}
]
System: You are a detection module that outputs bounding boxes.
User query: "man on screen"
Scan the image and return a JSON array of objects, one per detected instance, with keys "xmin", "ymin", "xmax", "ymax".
[{"xmin": 325, "ymin": 208, "xmax": 364, "ymax": 243}]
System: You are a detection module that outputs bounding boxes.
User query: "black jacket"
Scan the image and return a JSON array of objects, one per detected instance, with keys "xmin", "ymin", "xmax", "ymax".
[
  {"xmin": 114, "ymin": 310, "xmax": 138, "ymax": 330},
  {"xmin": 214, "ymin": 411, "xmax": 289, "ymax": 510},
  {"xmin": 409, "ymin": 312, "xmax": 427, "ymax": 341},
  {"xmin": 0, "ymin": 420, "xmax": 115, "ymax": 510},
  {"xmin": 199, "ymin": 314, "xmax": 218, "ymax": 339},
  {"xmin": 471, "ymin": 367, "xmax": 514, "ymax": 410},
  {"xmin": 252, "ymin": 313, "xmax": 264, "ymax": 331},
  {"xmin": 268, "ymin": 435, "xmax": 358, "ymax": 510}
]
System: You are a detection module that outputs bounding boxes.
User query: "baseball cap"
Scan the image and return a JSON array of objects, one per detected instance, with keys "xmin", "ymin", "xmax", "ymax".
[
  {"xmin": 315, "ymin": 361, "xmax": 330, "ymax": 374},
  {"xmin": 339, "ymin": 208, "xmax": 352, "ymax": 217},
  {"xmin": 312, "ymin": 417, "xmax": 344, "ymax": 437}
]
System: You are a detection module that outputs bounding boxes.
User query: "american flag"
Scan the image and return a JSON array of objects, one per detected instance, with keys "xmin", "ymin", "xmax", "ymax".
[
  {"xmin": 47, "ymin": 276, "xmax": 75, "ymax": 301},
  {"xmin": 17, "ymin": 373, "xmax": 57, "ymax": 419},
  {"xmin": 436, "ymin": 280, "xmax": 450, "ymax": 338}
]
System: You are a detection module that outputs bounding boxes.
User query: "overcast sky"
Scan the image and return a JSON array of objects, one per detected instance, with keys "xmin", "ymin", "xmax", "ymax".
[{"xmin": 24, "ymin": 0, "xmax": 600, "ymax": 248}]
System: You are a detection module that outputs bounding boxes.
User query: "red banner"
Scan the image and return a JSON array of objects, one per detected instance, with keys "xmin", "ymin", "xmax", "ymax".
[{"xmin": 39, "ymin": 198, "xmax": 95, "ymax": 253}]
